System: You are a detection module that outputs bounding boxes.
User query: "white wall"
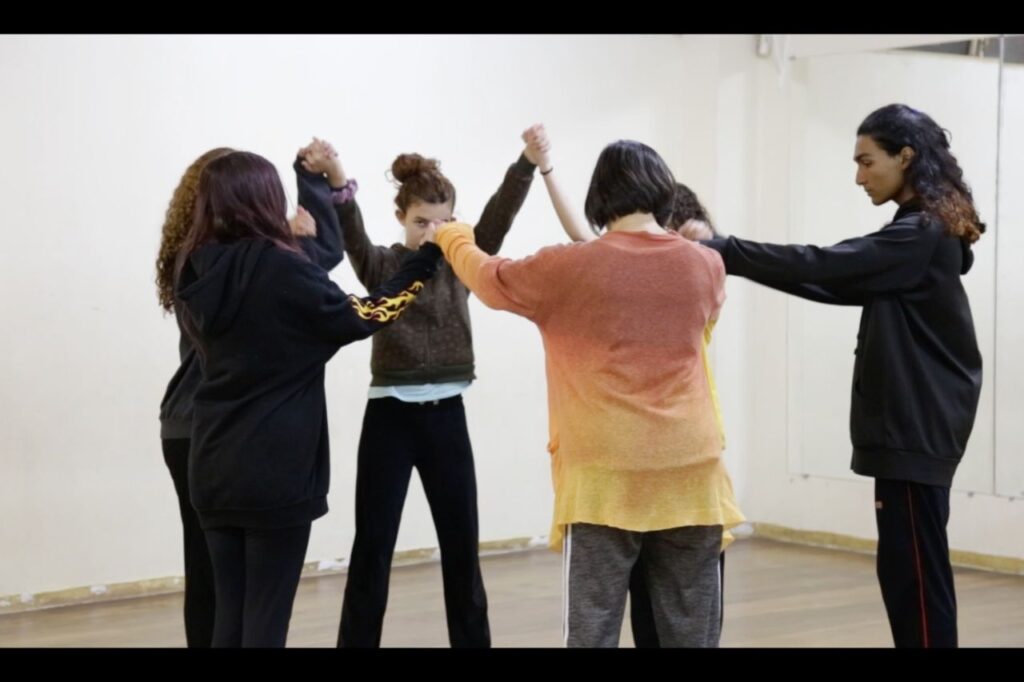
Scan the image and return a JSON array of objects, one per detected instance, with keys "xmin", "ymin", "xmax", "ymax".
[{"xmin": 0, "ymin": 34, "xmax": 724, "ymax": 596}]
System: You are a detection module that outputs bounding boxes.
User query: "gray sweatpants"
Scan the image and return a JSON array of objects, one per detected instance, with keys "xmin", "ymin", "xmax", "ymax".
[{"xmin": 562, "ymin": 522, "xmax": 722, "ymax": 648}]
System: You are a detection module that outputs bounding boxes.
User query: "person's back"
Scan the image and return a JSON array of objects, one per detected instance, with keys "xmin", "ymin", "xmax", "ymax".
[
  {"xmin": 181, "ymin": 234, "xmax": 440, "ymax": 529},
  {"xmin": 536, "ymin": 231, "xmax": 726, "ymax": 476},
  {"xmin": 181, "ymin": 239, "xmax": 342, "ymax": 526}
]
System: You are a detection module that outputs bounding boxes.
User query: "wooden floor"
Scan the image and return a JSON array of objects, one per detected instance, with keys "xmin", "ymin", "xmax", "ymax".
[{"xmin": 2, "ymin": 538, "xmax": 1022, "ymax": 647}]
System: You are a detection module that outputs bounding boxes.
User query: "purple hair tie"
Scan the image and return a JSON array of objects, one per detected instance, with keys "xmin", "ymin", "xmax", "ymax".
[{"xmin": 331, "ymin": 178, "xmax": 358, "ymax": 204}]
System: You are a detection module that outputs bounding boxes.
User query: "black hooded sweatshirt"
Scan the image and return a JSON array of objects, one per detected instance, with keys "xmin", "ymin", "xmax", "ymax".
[
  {"xmin": 177, "ymin": 237, "xmax": 441, "ymax": 529},
  {"xmin": 705, "ymin": 201, "xmax": 982, "ymax": 487}
]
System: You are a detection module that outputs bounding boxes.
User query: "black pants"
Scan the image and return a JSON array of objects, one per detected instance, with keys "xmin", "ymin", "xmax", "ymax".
[
  {"xmin": 162, "ymin": 438, "xmax": 215, "ymax": 648},
  {"xmin": 629, "ymin": 549, "xmax": 725, "ymax": 647},
  {"xmin": 204, "ymin": 523, "xmax": 311, "ymax": 647},
  {"xmin": 875, "ymin": 478, "xmax": 957, "ymax": 648},
  {"xmin": 339, "ymin": 396, "xmax": 489, "ymax": 648}
]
